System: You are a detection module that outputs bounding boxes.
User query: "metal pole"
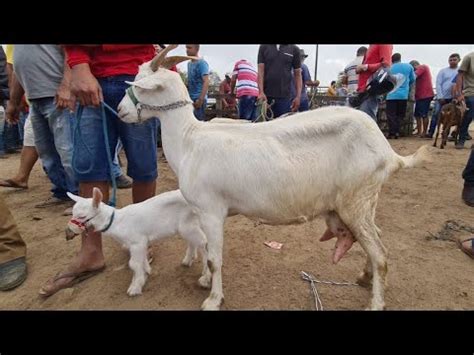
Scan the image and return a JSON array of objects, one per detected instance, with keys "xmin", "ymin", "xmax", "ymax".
[{"xmin": 314, "ymin": 44, "xmax": 319, "ymax": 81}]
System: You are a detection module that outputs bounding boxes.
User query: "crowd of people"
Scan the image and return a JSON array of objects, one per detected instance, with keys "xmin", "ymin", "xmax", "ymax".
[{"xmin": 1, "ymin": 44, "xmax": 473, "ymax": 294}]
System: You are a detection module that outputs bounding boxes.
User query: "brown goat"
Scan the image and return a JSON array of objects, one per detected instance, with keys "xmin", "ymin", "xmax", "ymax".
[{"xmin": 433, "ymin": 101, "xmax": 467, "ymax": 149}]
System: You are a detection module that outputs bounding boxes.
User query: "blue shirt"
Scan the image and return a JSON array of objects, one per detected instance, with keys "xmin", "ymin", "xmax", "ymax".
[
  {"xmin": 187, "ymin": 59, "xmax": 209, "ymax": 100},
  {"xmin": 436, "ymin": 67, "xmax": 458, "ymax": 99},
  {"xmin": 386, "ymin": 62, "xmax": 416, "ymax": 100},
  {"xmin": 290, "ymin": 63, "xmax": 311, "ymax": 101}
]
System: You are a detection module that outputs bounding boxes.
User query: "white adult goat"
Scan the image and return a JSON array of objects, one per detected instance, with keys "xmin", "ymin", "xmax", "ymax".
[{"xmin": 117, "ymin": 45, "xmax": 429, "ymax": 310}]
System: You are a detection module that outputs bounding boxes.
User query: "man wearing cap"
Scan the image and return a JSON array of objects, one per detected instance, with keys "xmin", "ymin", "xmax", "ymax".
[{"xmin": 291, "ymin": 49, "xmax": 319, "ymax": 112}]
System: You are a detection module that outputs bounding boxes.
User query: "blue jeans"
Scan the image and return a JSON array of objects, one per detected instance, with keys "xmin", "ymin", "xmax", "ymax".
[
  {"xmin": 267, "ymin": 97, "xmax": 292, "ymax": 118},
  {"xmin": 3, "ymin": 119, "xmax": 20, "ymax": 151},
  {"xmin": 18, "ymin": 111, "xmax": 28, "ymax": 144},
  {"xmin": 29, "ymin": 97, "xmax": 78, "ymax": 200},
  {"xmin": 112, "ymin": 139, "xmax": 124, "ymax": 179},
  {"xmin": 463, "ymin": 148, "xmax": 474, "ymax": 187},
  {"xmin": 238, "ymin": 96, "xmax": 257, "ymax": 120},
  {"xmin": 73, "ymin": 75, "xmax": 158, "ymax": 182},
  {"xmin": 299, "ymin": 99, "xmax": 309, "ymax": 112},
  {"xmin": 359, "ymin": 95, "xmax": 379, "ymax": 121},
  {"xmin": 458, "ymin": 96, "xmax": 474, "ymax": 145},
  {"xmin": 192, "ymin": 98, "xmax": 207, "ymax": 121}
]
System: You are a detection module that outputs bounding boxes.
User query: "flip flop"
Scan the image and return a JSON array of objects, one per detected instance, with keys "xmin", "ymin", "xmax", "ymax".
[
  {"xmin": 0, "ymin": 179, "xmax": 28, "ymax": 189},
  {"xmin": 38, "ymin": 266, "xmax": 106, "ymax": 297},
  {"xmin": 456, "ymin": 237, "xmax": 474, "ymax": 259}
]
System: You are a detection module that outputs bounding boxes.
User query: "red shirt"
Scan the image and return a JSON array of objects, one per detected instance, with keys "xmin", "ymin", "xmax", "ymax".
[
  {"xmin": 65, "ymin": 45, "xmax": 155, "ymax": 78},
  {"xmin": 357, "ymin": 44, "xmax": 393, "ymax": 92},
  {"xmin": 414, "ymin": 64, "xmax": 434, "ymax": 100}
]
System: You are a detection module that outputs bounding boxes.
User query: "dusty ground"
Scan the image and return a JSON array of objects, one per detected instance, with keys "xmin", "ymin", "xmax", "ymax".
[{"xmin": 1, "ymin": 137, "xmax": 474, "ymax": 310}]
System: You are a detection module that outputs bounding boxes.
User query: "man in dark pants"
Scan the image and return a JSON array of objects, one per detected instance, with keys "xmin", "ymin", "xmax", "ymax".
[
  {"xmin": 385, "ymin": 53, "xmax": 415, "ymax": 138},
  {"xmin": 257, "ymin": 44, "xmax": 302, "ymax": 118}
]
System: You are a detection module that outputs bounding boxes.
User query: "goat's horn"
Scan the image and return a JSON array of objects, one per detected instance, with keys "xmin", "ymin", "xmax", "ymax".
[
  {"xmin": 162, "ymin": 55, "xmax": 199, "ymax": 69},
  {"xmin": 150, "ymin": 44, "xmax": 178, "ymax": 72}
]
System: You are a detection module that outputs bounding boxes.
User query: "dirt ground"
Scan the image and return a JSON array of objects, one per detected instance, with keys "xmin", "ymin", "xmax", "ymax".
[{"xmin": 1, "ymin": 137, "xmax": 474, "ymax": 310}]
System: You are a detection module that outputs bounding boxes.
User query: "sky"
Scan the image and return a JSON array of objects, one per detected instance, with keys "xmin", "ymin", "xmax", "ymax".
[
  {"xmin": 171, "ymin": 44, "xmax": 474, "ymax": 86},
  {"xmin": 3, "ymin": 44, "xmax": 474, "ymax": 87}
]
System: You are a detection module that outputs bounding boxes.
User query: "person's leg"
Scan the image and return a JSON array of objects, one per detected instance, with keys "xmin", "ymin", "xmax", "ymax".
[
  {"xmin": 120, "ymin": 118, "xmax": 158, "ymax": 202},
  {"xmin": 4, "ymin": 116, "xmax": 39, "ymax": 187},
  {"xmin": 249, "ymin": 96, "xmax": 258, "ymax": 121},
  {"xmin": 3, "ymin": 114, "xmax": 20, "ymax": 152},
  {"xmin": 270, "ymin": 98, "xmax": 292, "ymax": 118},
  {"xmin": 0, "ymin": 194, "xmax": 27, "ymax": 291},
  {"xmin": 456, "ymin": 96, "xmax": 474, "ymax": 149},
  {"xmin": 359, "ymin": 95, "xmax": 378, "ymax": 121},
  {"xmin": 238, "ymin": 96, "xmax": 252, "ymax": 120},
  {"xmin": 0, "ymin": 103, "xmax": 5, "ymax": 156},
  {"xmin": 428, "ymin": 101, "xmax": 441, "ymax": 137},
  {"xmin": 112, "ymin": 140, "xmax": 122, "ymax": 179},
  {"xmin": 18, "ymin": 111, "xmax": 27, "ymax": 144},
  {"xmin": 193, "ymin": 99, "xmax": 207, "ymax": 121},
  {"xmin": 385, "ymin": 100, "xmax": 396, "ymax": 137},
  {"xmin": 396, "ymin": 100, "xmax": 408, "ymax": 138},
  {"xmin": 47, "ymin": 103, "xmax": 79, "ymax": 196},
  {"xmin": 298, "ymin": 99, "xmax": 309, "ymax": 112},
  {"xmin": 29, "ymin": 99, "xmax": 70, "ymax": 201},
  {"xmin": 39, "ymin": 92, "xmax": 119, "ymax": 296},
  {"xmin": 462, "ymin": 149, "xmax": 474, "ymax": 206}
]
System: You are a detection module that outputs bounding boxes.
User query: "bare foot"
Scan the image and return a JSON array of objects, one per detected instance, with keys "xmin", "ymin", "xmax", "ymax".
[{"xmin": 39, "ymin": 254, "xmax": 105, "ymax": 297}]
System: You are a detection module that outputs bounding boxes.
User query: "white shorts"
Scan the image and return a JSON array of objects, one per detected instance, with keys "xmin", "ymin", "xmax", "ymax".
[{"xmin": 23, "ymin": 113, "xmax": 35, "ymax": 147}]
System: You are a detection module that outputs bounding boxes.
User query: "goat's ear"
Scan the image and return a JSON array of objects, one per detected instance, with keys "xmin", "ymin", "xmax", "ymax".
[
  {"xmin": 162, "ymin": 56, "xmax": 199, "ymax": 69},
  {"xmin": 92, "ymin": 187, "xmax": 103, "ymax": 209},
  {"xmin": 126, "ymin": 75, "xmax": 163, "ymax": 90},
  {"xmin": 67, "ymin": 192, "xmax": 82, "ymax": 203}
]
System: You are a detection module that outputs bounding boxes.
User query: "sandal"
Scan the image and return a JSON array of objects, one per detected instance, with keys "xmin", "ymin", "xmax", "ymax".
[
  {"xmin": 0, "ymin": 179, "xmax": 28, "ymax": 189},
  {"xmin": 456, "ymin": 237, "xmax": 474, "ymax": 259},
  {"xmin": 39, "ymin": 266, "xmax": 106, "ymax": 297}
]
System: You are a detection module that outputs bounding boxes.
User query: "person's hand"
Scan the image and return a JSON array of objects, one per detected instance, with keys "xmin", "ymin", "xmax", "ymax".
[
  {"xmin": 291, "ymin": 96, "xmax": 301, "ymax": 112},
  {"xmin": 356, "ymin": 64, "xmax": 368, "ymax": 74},
  {"xmin": 193, "ymin": 98, "xmax": 204, "ymax": 109},
  {"xmin": 70, "ymin": 63, "xmax": 103, "ymax": 107},
  {"xmin": 258, "ymin": 92, "xmax": 267, "ymax": 102},
  {"xmin": 55, "ymin": 81, "xmax": 76, "ymax": 111},
  {"xmin": 5, "ymin": 101, "xmax": 20, "ymax": 124}
]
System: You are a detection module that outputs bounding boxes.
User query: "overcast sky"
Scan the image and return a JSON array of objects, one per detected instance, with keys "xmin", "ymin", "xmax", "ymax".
[
  {"xmin": 173, "ymin": 44, "xmax": 474, "ymax": 86},
  {"xmin": 3, "ymin": 44, "xmax": 474, "ymax": 87}
]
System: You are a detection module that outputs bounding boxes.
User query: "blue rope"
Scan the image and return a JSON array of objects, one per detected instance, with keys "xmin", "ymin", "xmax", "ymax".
[{"xmin": 72, "ymin": 102, "xmax": 118, "ymax": 207}]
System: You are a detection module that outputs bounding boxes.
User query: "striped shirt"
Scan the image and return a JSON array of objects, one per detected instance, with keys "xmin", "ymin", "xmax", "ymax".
[
  {"xmin": 344, "ymin": 56, "xmax": 364, "ymax": 94},
  {"xmin": 232, "ymin": 59, "xmax": 259, "ymax": 98}
]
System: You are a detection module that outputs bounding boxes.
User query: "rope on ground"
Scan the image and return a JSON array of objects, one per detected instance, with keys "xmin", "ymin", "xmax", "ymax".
[
  {"xmin": 301, "ymin": 271, "xmax": 360, "ymax": 311},
  {"xmin": 426, "ymin": 219, "xmax": 474, "ymax": 242}
]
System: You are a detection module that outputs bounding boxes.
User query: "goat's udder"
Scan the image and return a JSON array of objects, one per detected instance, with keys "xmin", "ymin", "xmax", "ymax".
[{"xmin": 320, "ymin": 228, "xmax": 356, "ymax": 264}]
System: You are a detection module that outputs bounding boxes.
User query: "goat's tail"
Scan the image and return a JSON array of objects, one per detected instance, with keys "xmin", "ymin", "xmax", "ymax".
[{"xmin": 393, "ymin": 144, "xmax": 431, "ymax": 170}]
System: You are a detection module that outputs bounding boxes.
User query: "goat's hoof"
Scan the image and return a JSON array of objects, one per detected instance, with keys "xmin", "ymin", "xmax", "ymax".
[
  {"xmin": 127, "ymin": 285, "xmax": 143, "ymax": 297},
  {"xmin": 198, "ymin": 275, "xmax": 211, "ymax": 289},
  {"xmin": 366, "ymin": 302, "xmax": 386, "ymax": 311},
  {"xmin": 201, "ymin": 296, "xmax": 223, "ymax": 310},
  {"xmin": 181, "ymin": 258, "xmax": 193, "ymax": 267}
]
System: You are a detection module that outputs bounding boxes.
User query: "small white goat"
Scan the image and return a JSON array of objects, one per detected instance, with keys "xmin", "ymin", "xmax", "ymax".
[
  {"xmin": 117, "ymin": 45, "xmax": 429, "ymax": 310},
  {"xmin": 65, "ymin": 188, "xmax": 209, "ymax": 296}
]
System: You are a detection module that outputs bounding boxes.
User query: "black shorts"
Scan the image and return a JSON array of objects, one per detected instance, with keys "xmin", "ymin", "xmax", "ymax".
[{"xmin": 414, "ymin": 97, "xmax": 433, "ymax": 118}]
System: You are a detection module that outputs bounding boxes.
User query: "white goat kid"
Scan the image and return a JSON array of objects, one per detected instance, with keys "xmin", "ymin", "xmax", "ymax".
[
  {"xmin": 117, "ymin": 45, "xmax": 429, "ymax": 310},
  {"xmin": 65, "ymin": 188, "xmax": 209, "ymax": 296}
]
